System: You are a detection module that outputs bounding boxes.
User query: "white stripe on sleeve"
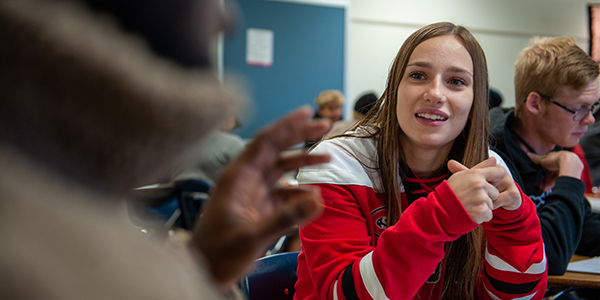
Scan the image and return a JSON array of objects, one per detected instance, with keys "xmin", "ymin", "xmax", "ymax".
[
  {"xmin": 333, "ymin": 279, "xmax": 339, "ymax": 300},
  {"xmin": 485, "ymin": 247, "xmax": 547, "ymax": 274},
  {"xmin": 358, "ymin": 251, "xmax": 389, "ymax": 300}
]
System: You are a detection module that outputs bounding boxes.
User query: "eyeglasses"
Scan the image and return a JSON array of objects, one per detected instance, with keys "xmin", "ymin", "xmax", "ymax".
[{"xmin": 537, "ymin": 92, "xmax": 600, "ymax": 122}]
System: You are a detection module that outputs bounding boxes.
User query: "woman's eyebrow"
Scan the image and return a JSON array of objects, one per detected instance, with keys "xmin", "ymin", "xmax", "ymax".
[
  {"xmin": 447, "ymin": 66, "xmax": 473, "ymax": 77},
  {"xmin": 407, "ymin": 61, "xmax": 473, "ymax": 77},
  {"xmin": 407, "ymin": 61, "xmax": 431, "ymax": 69}
]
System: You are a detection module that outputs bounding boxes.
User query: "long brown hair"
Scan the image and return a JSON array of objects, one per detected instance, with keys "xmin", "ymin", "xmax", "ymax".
[{"xmin": 343, "ymin": 22, "xmax": 490, "ymax": 299}]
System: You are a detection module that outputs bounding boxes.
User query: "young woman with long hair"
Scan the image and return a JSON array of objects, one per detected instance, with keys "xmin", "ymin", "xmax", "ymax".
[{"xmin": 294, "ymin": 22, "xmax": 547, "ymax": 300}]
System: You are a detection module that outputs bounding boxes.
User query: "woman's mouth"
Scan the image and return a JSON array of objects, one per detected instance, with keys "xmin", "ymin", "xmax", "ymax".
[{"xmin": 416, "ymin": 113, "xmax": 448, "ymax": 121}]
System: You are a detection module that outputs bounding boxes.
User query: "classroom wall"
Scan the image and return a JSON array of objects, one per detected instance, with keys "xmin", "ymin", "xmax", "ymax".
[
  {"xmin": 224, "ymin": 0, "xmax": 594, "ymax": 132},
  {"xmin": 348, "ymin": 0, "xmax": 593, "ymax": 110},
  {"xmin": 224, "ymin": 0, "xmax": 346, "ymax": 139}
]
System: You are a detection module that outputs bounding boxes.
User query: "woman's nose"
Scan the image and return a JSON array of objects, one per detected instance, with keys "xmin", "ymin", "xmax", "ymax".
[{"xmin": 424, "ymin": 76, "xmax": 446, "ymax": 104}]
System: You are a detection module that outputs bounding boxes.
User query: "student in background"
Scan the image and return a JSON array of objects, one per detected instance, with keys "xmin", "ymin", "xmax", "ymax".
[
  {"xmin": 489, "ymin": 88, "xmax": 503, "ymax": 108},
  {"xmin": 314, "ymin": 89, "xmax": 345, "ymax": 123},
  {"xmin": 295, "ymin": 22, "xmax": 546, "ymax": 300},
  {"xmin": 305, "ymin": 89, "xmax": 345, "ymax": 148},
  {"xmin": 325, "ymin": 92, "xmax": 379, "ymax": 138},
  {"xmin": 172, "ymin": 114, "xmax": 245, "ymax": 187},
  {"xmin": 489, "ymin": 36, "xmax": 600, "ymax": 279}
]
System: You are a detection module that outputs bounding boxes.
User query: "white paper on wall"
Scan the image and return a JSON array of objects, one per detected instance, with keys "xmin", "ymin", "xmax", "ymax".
[{"xmin": 246, "ymin": 28, "xmax": 274, "ymax": 67}]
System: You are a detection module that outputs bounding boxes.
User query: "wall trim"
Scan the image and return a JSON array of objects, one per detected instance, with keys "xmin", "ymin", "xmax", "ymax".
[
  {"xmin": 352, "ymin": 16, "xmax": 588, "ymax": 43},
  {"xmin": 263, "ymin": 0, "xmax": 350, "ymax": 8}
]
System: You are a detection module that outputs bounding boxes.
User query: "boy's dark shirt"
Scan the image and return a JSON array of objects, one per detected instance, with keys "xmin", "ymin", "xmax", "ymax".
[{"xmin": 489, "ymin": 107, "xmax": 600, "ymax": 275}]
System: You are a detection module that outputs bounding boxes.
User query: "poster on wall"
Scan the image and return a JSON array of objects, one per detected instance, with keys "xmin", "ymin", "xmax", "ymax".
[
  {"xmin": 246, "ymin": 28, "xmax": 274, "ymax": 67},
  {"xmin": 590, "ymin": 5, "xmax": 600, "ymax": 62}
]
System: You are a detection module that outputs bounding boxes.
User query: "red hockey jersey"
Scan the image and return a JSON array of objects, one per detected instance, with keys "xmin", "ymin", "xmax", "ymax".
[{"xmin": 294, "ymin": 135, "xmax": 547, "ymax": 300}]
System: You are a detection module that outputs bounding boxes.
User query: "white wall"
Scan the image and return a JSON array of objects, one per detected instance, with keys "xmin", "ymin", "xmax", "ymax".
[{"xmin": 346, "ymin": 0, "xmax": 592, "ymax": 117}]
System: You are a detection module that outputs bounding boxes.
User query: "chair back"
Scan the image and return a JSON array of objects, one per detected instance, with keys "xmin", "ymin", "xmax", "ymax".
[
  {"xmin": 175, "ymin": 179, "xmax": 211, "ymax": 230},
  {"xmin": 241, "ymin": 251, "xmax": 300, "ymax": 300}
]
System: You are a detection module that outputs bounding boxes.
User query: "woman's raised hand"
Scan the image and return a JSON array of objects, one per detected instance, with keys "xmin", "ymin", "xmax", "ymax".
[{"xmin": 447, "ymin": 157, "xmax": 522, "ymax": 224}]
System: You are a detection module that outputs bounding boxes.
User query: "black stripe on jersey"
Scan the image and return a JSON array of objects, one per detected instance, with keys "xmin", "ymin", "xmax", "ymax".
[
  {"xmin": 342, "ymin": 263, "xmax": 360, "ymax": 300},
  {"xmin": 484, "ymin": 268, "xmax": 540, "ymax": 295}
]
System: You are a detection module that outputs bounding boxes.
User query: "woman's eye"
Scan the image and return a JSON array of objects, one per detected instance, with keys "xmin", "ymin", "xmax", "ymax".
[
  {"xmin": 409, "ymin": 72, "xmax": 425, "ymax": 80},
  {"xmin": 448, "ymin": 78, "xmax": 466, "ymax": 86}
]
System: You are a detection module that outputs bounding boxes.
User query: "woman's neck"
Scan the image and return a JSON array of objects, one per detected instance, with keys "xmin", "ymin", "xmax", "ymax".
[{"xmin": 402, "ymin": 144, "xmax": 451, "ymax": 179}]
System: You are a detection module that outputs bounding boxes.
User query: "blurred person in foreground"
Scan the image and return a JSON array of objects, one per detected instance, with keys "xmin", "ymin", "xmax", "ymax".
[{"xmin": 0, "ymin": 0, "xmax": 330, "ymax": 299}]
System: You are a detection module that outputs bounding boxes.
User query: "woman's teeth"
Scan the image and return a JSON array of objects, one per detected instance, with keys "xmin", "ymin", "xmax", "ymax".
[{"xmin": 417, "ymin": 113, "xmax": 447, "ymax": 121}]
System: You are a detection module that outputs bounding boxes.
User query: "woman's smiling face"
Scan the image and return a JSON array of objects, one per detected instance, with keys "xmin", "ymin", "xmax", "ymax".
[{"xmin": 396, "ymin": 35, "xmax": 474, "ymax": 153}]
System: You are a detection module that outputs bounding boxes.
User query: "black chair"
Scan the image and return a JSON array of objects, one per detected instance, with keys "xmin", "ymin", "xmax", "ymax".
[
  {"xmin": 240, "ymin": 251, "xmax": 300, "ymax": 300},
  {"xmin": 127, "ymin": 180, "xmax": 211, "ymax": 231},
  {"xmin": 174, "ymin": 179, "xmax": 211, "ymax": 230},
  {"xmin": 127, "ymin": 183, "xmax": 179, "ymax": 229}
]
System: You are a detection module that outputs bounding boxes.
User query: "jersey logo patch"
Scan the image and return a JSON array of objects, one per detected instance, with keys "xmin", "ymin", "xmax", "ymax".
[{"xmin": 371, "ymin": 206, "xmax": 388, "ymax": 237}]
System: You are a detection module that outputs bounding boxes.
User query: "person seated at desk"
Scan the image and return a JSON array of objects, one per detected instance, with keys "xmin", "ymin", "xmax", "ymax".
[
  {"xmin": 306, "ymin": 89, "xmax": 345, "ymax": 148},
  {"xmin": 489, "ymin": 36, "xmax": 600, "ymax": 279},
  {"xmin": 295, "ymin": 22, "xmax": 547, "ymax": 300},
  {"xmin": 172, "ymin": 114, "xmax": 245, "ymax": 187},
  {"xmin": 489, "ymin": 88, "xmax": 503, "ymax": 109},
  {"xmin": 314, "ymin": 89, "xmax": 345, "ymax": 123},
  {"xmin": 156, "ymin": 114, "xmax": 246, "ymax": 229},
  {"xmin": 325, "ymin": 91, "xmax": 379, "ymax": 138}
]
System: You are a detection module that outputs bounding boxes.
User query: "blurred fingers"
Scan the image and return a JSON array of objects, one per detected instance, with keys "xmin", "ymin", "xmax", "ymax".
[
  {"xmin": 253, "ymin": 106, "xmax": 331, "ymax": 152},
  {"xmin": 252, "ymin": 186, "xmax": 324, "ymax": 242},
  {"xmin": 279, "ymin": 153, "xmax": 331, "ymax": 172},
  {"xmin": 235, "ymin": 106, "xmax": 331, "ymax": 179}
]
